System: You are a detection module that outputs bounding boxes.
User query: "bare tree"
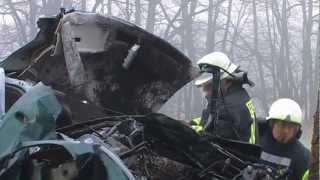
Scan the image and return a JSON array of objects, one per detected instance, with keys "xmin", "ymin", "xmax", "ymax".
[
  {"xmin": 81, "ymin": 0, "xmax": 86, "ymax": 10},
  {"xmin": 221, "ymin": 0, "xmax": 232, "ymax": 52},
  {"xmin": 92, "ymin": 0, "xmax": 103, "ymax": 12},
  {"xmin": 145, "ymin": 0, "xmax": 159, "ymax": 33},
  {"xmin": 29, "ymin": 0, "xmax": 38, "ymax": 38},
  {"xmin": 301, "ymin": 0, "xmax": 314, "ymax": 119},
  {"xmin": 135, "ymin": 0, "xmax": 141, "ymax": 26},
  {"xmin": 252, "ymin": 0, "xmax": 268, "ymax": 113},
  {"xmin": 206, "ymin": 0, "xmax": 223, "ymax": 53}
]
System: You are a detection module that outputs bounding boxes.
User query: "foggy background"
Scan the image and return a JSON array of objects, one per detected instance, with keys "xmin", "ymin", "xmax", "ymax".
[{"xmin": 0, "ymin": 0, "xmax": 319, "ymax": 146}]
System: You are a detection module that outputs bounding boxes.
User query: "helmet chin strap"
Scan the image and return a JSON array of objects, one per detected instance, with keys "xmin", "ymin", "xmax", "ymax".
[{"xmin": 199, "ymin": 64, "xmax": 221, "ymax": 135}]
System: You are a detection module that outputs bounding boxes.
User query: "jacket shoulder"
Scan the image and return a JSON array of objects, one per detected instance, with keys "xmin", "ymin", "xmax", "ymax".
[
  {"xmin": 292, "ymin": 140, "xmax": 310, "ymax": 179},
  {"xmin": 295, "ymin": 141, "xmax": 310, "ymax": 160}
]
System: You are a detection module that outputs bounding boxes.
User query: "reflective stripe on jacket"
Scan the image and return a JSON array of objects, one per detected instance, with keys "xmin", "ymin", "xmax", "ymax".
[
  {"xmin": 246, "ymin": 100, "xmax": 257, "ymax": 144},
  {"xmin": 301, "ymin": 170, "xmax": 309, "ymax": 180},
  {"xmin": 191, "ymin": 117, "xmax": 204, "ymax": 133}
]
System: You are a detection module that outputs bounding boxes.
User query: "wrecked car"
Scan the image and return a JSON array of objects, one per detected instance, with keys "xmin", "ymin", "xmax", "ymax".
[
  {"xmin": 0, "ymin": 10, "xmax": 289, "ymax": 179},
  {"xmin": 0, "ymin": 79, "xmax": 135, "ymax": 180}
]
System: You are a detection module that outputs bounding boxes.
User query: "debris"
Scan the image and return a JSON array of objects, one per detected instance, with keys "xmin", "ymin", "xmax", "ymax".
[{"xmin": 0, "ymin": 10, "xmax": 291, "ymax": 180}]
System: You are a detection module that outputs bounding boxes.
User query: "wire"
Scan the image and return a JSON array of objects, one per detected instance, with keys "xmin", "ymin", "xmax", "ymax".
[{"xmin": 56, "ymin": 114, "xmax": 146, "ymax": 133}]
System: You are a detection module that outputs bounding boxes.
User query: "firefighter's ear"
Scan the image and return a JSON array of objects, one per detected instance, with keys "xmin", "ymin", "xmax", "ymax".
[
  {"xmin": 296, "ymin": 128, "xmax": 302, "ymax": 139},
  {"xmin": 268, "ymin": 119, "xmax": 274, "ymax": 128}
]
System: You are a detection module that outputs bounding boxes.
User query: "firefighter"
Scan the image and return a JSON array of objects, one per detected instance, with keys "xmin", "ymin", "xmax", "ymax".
[
  {"xmin": 191, "ymin": 52, "xmax": 257, "ymax": 144},
  {"xmin": 259, "ymin": 98, "xmax": 310, "ymax": 180}
]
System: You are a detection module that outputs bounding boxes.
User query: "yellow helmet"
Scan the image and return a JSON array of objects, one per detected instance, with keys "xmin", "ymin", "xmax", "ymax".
[
  {"xmin": 266, "ymin": 98, "xmax": 302, "ymax": 125},
  {"xmin": 195, "ymin": 52, "xmax": 238, "ymax": 86}
]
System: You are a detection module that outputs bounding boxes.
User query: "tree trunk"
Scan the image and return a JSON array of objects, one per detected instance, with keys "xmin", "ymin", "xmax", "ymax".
[
  {"xmin": 81, "ymin": 0, "xmax": 86, "ymax": 11},
  {"xmin": 309, "ymin": 91, "xmax": 319, "ymax": 180},
  {"xmin": 29, "ymin": 0, "xmax": 38, "ymax": 39},
  {"xmin": 162, "ymin": 5, "xmax": 182, "ymax": 39},
  {"xmin": 272, "ymin": 0, "xmax": 290, "ymax": 97},
  {"xmin": 206, "ymin": 0, "xmax": 223, "ymax": 54},
  {"xmin": 107, "ymin": 0, "xmax": 112, "ymax": 16},
  {"xmin": 221, "ymin": 0, "xmax": 232, "ymax": 52},
  {"xmin": 206, "ymin": 0, "xmax": 214, "ymax": 53},
  {"xmin": 301, "ymin": 0, "xmax": 314, "ymax": 122},
  {"xmin": 281, "ymin": 0, "xmax": 294, "ymax": 98},
  {"xmin": 146, "ymin": 0, "xmax": 159, "ymax": 33},
  {"xmin": 135, "ymin": 0, "xmax": 141, "ymax": 26},
  {"xmin": 265, "ymin": 0, "xmax": 279, "ymax": 99},
  {"xmin": 252, "ymin": 0, "xmax": 268, "ymax": 113},
  {"xmin": 181, "ymin": 0, "xmax": 197, "ymax": 120},
  {"xmin": 6, "ymin": 0, "xmax": 28, "ymax": 45},
  {"xmin": 315, "ymin": 6, "xmax": 320, "ymax": 103},
  {"xmin": 92, "ymin": 0, "xmax": 103, "ymax": 12},
  {"xmin": 125, "ymin": 0, "xmax": 130, "ymax": 21},
  {"xmin": 229, "ymin": 1, "xmax": 247, "ymax": 59}
]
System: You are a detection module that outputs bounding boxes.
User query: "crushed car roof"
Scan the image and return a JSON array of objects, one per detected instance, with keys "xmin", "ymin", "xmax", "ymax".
[{"xmin": 1, "ymin": 11, "xmax": 199, "ymax": 116}]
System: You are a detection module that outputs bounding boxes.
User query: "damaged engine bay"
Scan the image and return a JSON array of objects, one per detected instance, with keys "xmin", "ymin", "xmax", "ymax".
[{"xmin": 0, "ymin": 10, "xmax": 290, "ymax": 180}]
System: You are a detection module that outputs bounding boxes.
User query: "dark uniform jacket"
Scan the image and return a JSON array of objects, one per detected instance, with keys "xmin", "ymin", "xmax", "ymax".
[
  {"xmin": 259, "ymin": 128, "xmax": 310, "ymax": 180},
  {"xmin": 192, "ymin": 84, "xmax": 257, "ymax": 143}
]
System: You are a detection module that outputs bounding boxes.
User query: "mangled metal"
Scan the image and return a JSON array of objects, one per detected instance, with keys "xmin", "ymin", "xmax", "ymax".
[
  {"xmin": 1, "ymin": 11, "xmax": 198, "ymax": 116},
  {"xmin": 0, "ymin": 83, "xmax": 135, "ymax": 180},
  {"xmin": 0, "ymin": 10, "xmax": 292, "ymax": 180}
]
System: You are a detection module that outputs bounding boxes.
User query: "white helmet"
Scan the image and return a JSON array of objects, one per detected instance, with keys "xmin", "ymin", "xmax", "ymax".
[
  {"xmin": 266, "ymin": 98, "xmax": 302, "ymax": 125},
  {"xmin": 195, "ymin": 52, "xmax": 238, "ymax": 86}
]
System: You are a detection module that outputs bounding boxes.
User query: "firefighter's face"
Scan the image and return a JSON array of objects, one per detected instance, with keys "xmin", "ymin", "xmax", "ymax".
[
  {"xmin": 201, "ymin": 82, "xmax": 212, "ymax": 98},
  {"xmin": 272, "ymin": 120, "xmax": 300, "ymax": 144},
  {"xmin": 201, "ymin": 80, "xmax": 230, "ymax": 98}
]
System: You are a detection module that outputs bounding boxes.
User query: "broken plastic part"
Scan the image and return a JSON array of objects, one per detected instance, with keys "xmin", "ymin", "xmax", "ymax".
[{"xmin": 122, "ymin": 44, "xmax": 140, "ymax": 69}]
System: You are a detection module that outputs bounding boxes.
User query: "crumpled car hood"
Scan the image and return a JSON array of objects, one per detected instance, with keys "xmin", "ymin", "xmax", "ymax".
[{"xmin": 1, "ymin": 11, "xmax": 199, "ymax": 115}]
